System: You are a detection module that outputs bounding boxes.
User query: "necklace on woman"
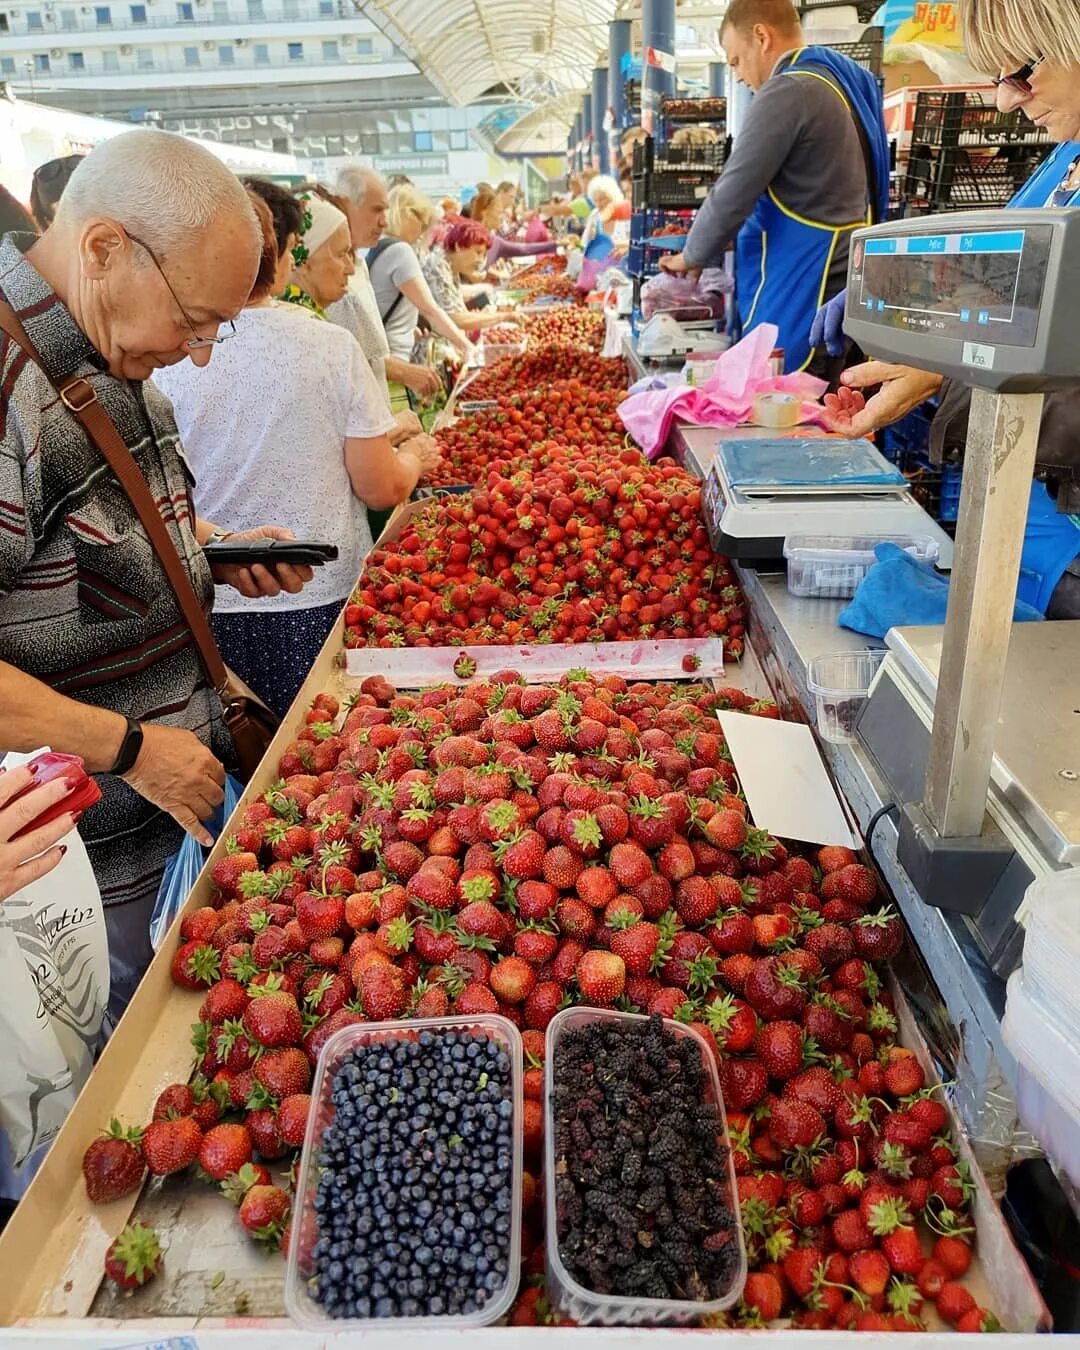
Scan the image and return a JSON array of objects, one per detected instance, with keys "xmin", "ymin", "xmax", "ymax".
[{"xmin": 280, "ymin": 283, "xmax": 326, "ymax": 320}]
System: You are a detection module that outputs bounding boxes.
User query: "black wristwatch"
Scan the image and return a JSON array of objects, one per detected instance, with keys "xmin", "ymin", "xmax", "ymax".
[{"xmin": 109, "ymin": 716, "xmax": 145, "ymax": 776}]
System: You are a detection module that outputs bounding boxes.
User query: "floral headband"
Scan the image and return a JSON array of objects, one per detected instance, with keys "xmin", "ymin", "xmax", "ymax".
[{"xmin": 291, "ymin": 192, "xmax": 348, "ymax": 267}]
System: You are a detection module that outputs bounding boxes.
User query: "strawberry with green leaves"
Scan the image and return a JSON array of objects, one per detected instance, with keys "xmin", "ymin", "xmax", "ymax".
[{"xmin": 104, "ymin": 1223, "xmax": 162, "ymax": 1290}]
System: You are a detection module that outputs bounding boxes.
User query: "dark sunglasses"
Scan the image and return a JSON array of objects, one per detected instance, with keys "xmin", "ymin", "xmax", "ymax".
[
  {"xmin": 33, "ymin": 154, "xmax": 84, "ymax": 185},
  {"xmin": 993, "ymin": 56, "xmax": 1044, "ymax": 93}
]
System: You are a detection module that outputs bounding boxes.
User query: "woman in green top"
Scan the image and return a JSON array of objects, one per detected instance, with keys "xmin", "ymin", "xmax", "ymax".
[{"xmin": 281, "ymin": 192, "xmax": 355, "ymax": 318}]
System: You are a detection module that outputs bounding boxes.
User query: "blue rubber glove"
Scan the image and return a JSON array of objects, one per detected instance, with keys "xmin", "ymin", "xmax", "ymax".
[{"xmin": 809, "ymin": 288, "xmax": 848, "ymax": 357}]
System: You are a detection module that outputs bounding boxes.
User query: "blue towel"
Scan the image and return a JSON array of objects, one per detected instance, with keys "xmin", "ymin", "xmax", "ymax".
[{"xmin": 838, "ymin": 543, "xmax": 1043, "ymax": 639}]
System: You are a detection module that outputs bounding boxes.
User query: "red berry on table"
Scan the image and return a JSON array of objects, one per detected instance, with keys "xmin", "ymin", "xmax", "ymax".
[
  {"xmin": 82, "ymin": 1121, "xmax": 146, "ymax": 1204},
  {"xmin": 104, "ymin": 1222, "xmax": 163, "ymax": 1291}
]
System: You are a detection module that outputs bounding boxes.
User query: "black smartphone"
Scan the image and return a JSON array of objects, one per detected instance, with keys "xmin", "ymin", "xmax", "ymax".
[{"xmin": 204, "ymin": 539, "xmax": 339, "ymax": 567}]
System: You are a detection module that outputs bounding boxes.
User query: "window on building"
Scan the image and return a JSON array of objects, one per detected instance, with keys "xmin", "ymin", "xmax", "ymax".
[
  {"xmin": 136, "ymin": 45, "xmax": 153, "ymax": 67},
  {"xmin": 60, "ymin": 8, "xmax": 77, "ymax": 27},
  {"xmin": 212, "ymin": 0, "xmax": 228, "ymax": 18},
  {"xmin": 253, "ymin": 40, "xmax": 268, "ymax": 63},
  {"xmin": 286, "ymin": 40, "xmax": 302, "ymax": 60},
  {"xmin": 354, "ymin": 35, "xmax": 371, "ymax": 54},
  {"xmin": 183, "ymin": 44, "xmax": 198, "ymax": 64},
  {"xmin": 68, "ymin": 50, "xmax": 85, "ymax": 69},
  {"xmin": 317, "ymin": 0, "xmax": 333, "ymax": 13},
  {"xmin": 281, "ymin": 0, "xmax": 298, "ymax": 16},
  {"xmin": 0, "ymin": 15, "xmax": 8, "ymax": 33},
  {"xmin": 321, "ymin": 38, "xmax": 337, "ymax": 60},
  {"xmin": 25, "ymin": 10, "xmax": 43, "ymax": 30},
  {"xmin": 95, "ymin": 5, "xmax": 110, "ymax": 24},
  {"xmin": 129, "ymin": 3, "xmax": 145, "ymax": 21},
  {"xmin": 414, "ymin": 129, "xmax": 432, "ymax": 151},
  {"xmin": 0, "ymin": 57, "xmax": 15, "ymax": 74},
  {"xmin": 246, "ymin": 0, "xmax": 263, "ymax": 16},
  {"xmin": 217, "ymin": 43, "xmax": 233, "ymax": 63},
  {"xmin": 102, "ymin": 47, "xmax": 119, "ymax": 68},
  {"xmin": 33, "ymin": 52, "xmax": 50, "ymax": 71},
  {"xmin": 177, "ymin": 2, "xmax": 193, "ymax": 18},
  {"xmin": 449, "ymin": 129, "xmax": 468, "ymax": 150}
]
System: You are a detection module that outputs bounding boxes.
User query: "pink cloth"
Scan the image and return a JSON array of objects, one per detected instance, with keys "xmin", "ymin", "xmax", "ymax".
[{"xmin": 618, "ymin": 324, "xmax": 830, "ymax": 459}]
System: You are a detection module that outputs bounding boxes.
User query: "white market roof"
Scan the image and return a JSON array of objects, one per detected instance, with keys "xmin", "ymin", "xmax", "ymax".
[
  {"xmin": 359, "ymin": 0, "xmax": 620, "ymax": 107},
  {"xmin": 494, "ymin": 91, "xmax": 584, "ymax": 154}
]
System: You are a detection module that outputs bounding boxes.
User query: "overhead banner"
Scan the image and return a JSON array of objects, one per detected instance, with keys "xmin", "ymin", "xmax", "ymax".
[{"xmin": 644, "ymin": 46, "xmax": 677, "ymax": 74}]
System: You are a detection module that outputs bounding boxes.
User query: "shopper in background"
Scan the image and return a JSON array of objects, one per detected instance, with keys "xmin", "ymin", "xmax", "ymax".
[
  {"xmin": 820, "ymin": 0, "xmax": 1080, "ymax": 618},
  {"xmin": 154, "ymin": 192, "xmax": 437, "ymax": 716},
  {"xmin": 581, "ymin": 174, "xmax": 628, "ymax": 252},
  {"xmin": 422, "ymin": 220, "xmax": 521, "ymax": 338},
  {"xmin": 659, "ymin": 0, "xmax": 888, "ymax": 376},
  {"xmin": 328, "ymin": 166, "xmax": 458, "ymax": 400},
  {"xmin": 366, "ymin": 183, "xmax": 474, "ymax": 407},
  {"xmin": 0, "ymin": 763, "xmax": 75, "ymax": 904},
  {"xmin": 28, "ymin": 154, "xmax": 83, "ymax": 232},
  {"xmin": 0, "ymin": 186, "xmax": 36, "ymax": 237},
  {"xmin": 0, "ymin": 131, "xmax": 311, "ymax": 1015},
  {"xmin": 281, "ymin": 190, "xmax": 355, "ymax": 318},
  {"xmin": 242, "ymin": 175, "xmax": 304, "ymax": 296}
]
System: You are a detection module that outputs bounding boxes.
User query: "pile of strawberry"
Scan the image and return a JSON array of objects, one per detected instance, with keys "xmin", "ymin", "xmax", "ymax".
[
  {"xmin": 520, "ymin": 308, "xmax": 605, "ymax": 352},
  {"xmin": 509, "ymin": 255, "xmax": 580, "ymax": 304},
  {"xmin": 425, "ymin": 381, "xmax": 629, "ymax": 488},
  {"xmin": 480, "ymin": 324, "xmax": 528, "ymax": 350},
  {"xmin": 346, "ymin": 446, "xmax": 744, "ymax": 650},
  {"xmin": 462, "ymin": 348, "xmax": 628, "ymax": 402},
  {"xmin": 81, "ymin": 671, "xmax": 998, "ymax": 1332}
]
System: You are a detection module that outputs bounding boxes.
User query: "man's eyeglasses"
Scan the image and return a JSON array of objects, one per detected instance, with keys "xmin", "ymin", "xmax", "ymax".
[
  {"xmin": 993, "ymin": 56, "xmax": 1044, "ymax": 94},
  {"xmin": 127, "ymin": 232, "xmax": 236, "ymax": 350}
]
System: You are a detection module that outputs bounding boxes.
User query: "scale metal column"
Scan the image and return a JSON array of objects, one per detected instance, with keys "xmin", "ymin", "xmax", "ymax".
[{"xmin": 844, "ymin": 209, "xmax": 1080, "ymax": 917}]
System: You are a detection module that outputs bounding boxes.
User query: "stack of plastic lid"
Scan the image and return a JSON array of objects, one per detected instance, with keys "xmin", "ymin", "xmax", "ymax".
[{"xmin": 1002, "ymin": 871, "xmax": 1080, "ymax": 1189}]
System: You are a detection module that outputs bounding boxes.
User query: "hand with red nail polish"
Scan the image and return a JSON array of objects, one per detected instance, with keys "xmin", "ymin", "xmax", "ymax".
[{"xmin": 0, "ymin": 764, "xmax": 74, "ymax": 902}]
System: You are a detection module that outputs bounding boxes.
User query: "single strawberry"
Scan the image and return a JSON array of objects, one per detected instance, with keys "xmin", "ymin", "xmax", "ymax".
[
  {"xmin": 833, "ymin": 863, "xmax": 878, "ymax": 907},
  {"xmin": 199, "ymin": 1122, "xmax": 254, "ymax": 1181},
  {"xmin": 852, "ymin": 906, "xmax": 903, "ymax": 961},
  {"xmin": 883, "ymin": 1051, "xmax": 925, "ymax": 1098},
  {"xmin": 755, "ymin": 1020, "xmax": 805, "ymax": 1080},
  {"xmin": 524, "ymin": 981, "xmax": 564, "ymax": 1030},
  {"xmin": 936, "ymin": 1280, "xmax": 976, "ymax": 1325},
  {"xmin": 955, "ymin": 1306, "xmax": 1002, "ymax": 1333},
  {"xmin": 277, "ymin": 1093, "xmax": 312, "ymax": 1149},
  {"xmin": 817, "ymin": 845, "xmax": 857, "ymax": 874},
  {"xmin": 242, "ymin": 987, "xmax": 303, "ymax": 1048},
  {"xmin": 916, "ymin": 1257, "xmax": 949, "ymax": 1301},
  {"xmin": 560, "ymin": 809, "xmax": 603, "ymax": 858},
  {"xmin": 720, "ymin": 1056, "xmax": 769, "ymax": 1110},
  {"xmin": 239, "ymin": 1183, "xmax": 290, "ymax": 1249},
  {"xmin": 576, "ymin": 950, "xmax": 625, "ymax": 1006},
  {"xmin": 933, "ymin": 1234, "xmax": 973, "ymax": 1277},
  {"xmin": 832, "ymin": 1207, "xmax": 874, "ymax": 1253},
  {"xmin": 455, "ymin": 982, "xmax": 499, "ymax": 1014},
  {"xmin": 502, "ymin": 830, "xmax": 546, "ymax": 879},
  {"xmin": 883, "ymin": 1112, "xmax": 933, "ymax": 1154},
  {"xmin": 171, "ymin": 940, "xmax": 220, "ymax": 990},
  {"xmin": 358, "ymin": 963, "xmax": 407, "ymax": 1020},
  {"xmin": 850, "ymin": 1248, "xmax": 891, "ymax": 1297},
  {"xmin": 608, "ymin": 841, "xmax": 652, "ymax": 889},
  {"xmin": 141, "ymin": 1116, "xmax": 202, "ymax": 1176},
  {"xmin": 575, "ymin": 866, "xmax": 618, "ymax": 910},
  {"xmin": 82, "ymin": 1120, "xmax": 146, "ymax": 1204},
  {"xmin": 882, "ymin": 1225, "xmax": 924, "ymax": 1275},
  {"xmin": 514, "ymin": 925, "xmax": 559, "ymax": 967},
  {"xmin": 673, "ymin": 875, "xmax": 719, "ymax": 927},
  {"xmin": 707, "ymin": 909, "xmax": 755, "ymax": 955},
  {"xmin": 802, "ymin": 923, "xmax": 856, "ymax": 970},
  {"xmin": 104, "ymin": 1222, "xmax": 162, "ymax": 1290},
  {"xmin": 769, "ymin": 1099, "xmax": 826, "ymax": 1150},
  {"xmin": 253, "ymin": 1047, "xmax": 311, "ymax": 1100},
  {"xmin": 490, "ymin": 955, "xmax": 537, "ymax": 1005},
  {"xmin": 703, "ymin": 808, "xmax": 747, "ymax": 851}
]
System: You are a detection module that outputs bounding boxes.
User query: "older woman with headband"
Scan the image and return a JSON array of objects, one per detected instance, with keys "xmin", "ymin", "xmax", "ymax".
[
  {"xmin": 155, "ymin": 191, "xmax": 440, "ymax": 714},
  {"xmin": 817, "ymin": 0, "xmax": 1080, "ymax": 618},
  {"xmin": 281, "ymin": 191, "xmax": 355, "ymax": 318}
]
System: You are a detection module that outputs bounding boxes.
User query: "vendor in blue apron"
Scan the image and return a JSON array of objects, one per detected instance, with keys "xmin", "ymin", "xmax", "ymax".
[
  {"xmin": 657, "ymin": 0, "xmax": 889, "ymax": 378},
  {"xmin": 817, "ymin": 2, "xmax": 1080, "ymax": 619}
]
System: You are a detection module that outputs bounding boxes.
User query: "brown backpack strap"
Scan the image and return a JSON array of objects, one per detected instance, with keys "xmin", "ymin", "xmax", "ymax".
[{"xmin": 0, "ymin": 296, "xmax": 230, "ymax": 698}]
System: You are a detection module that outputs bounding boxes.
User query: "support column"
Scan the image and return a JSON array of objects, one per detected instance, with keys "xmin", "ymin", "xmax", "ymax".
[
  {"xmin": 582, "ymin": 91, "xmax": 593, "ymax": 174},
  {"xmin": 709, "ymin": 62, "xmax": 725, "ymax": 99},
  {"xmin": 642, "ymin": 0, "xmax": 676, "ymax": 135},
  {"xmin": 609, "ymin": 18, "xmax": 633, "ymax": 170},
  {"xmin": 592, "ymin": 66, "xmax": 609, "ymax": 173}
]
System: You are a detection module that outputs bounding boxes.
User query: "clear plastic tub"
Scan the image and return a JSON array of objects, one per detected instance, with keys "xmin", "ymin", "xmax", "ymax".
[
  {"xmin": 543, "ymin": 1007, "xmax": 747, "ymax": 1326},
  {"xmin": 1017, "ymin": 871, "xmax": 1080, "ymax": 1029},
  {"xmin": 1002, "ymin": 972, "xmax": 1080, "ymax": 1190},
  {"xmin": 806, "ymin": 649, "xmax": 886, "ymax": 744},
  {"xmin": 784, "ymin": 533, "xmax": 940, "ymax": 599},
  {"xmin": 285, "ymin": 1014, "xmax": 523, "ymax": 1330}
]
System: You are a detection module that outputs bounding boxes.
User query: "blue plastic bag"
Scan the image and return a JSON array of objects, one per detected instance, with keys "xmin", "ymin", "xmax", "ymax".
[{"xmin": 150, "ymin": 774, "xmax": 243, "ymax": 950}]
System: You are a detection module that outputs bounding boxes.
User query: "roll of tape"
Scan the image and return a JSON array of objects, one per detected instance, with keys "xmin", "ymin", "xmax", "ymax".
[{"xmin": 753, "ymin": 392, "xmax": 801, "ymax": 429}]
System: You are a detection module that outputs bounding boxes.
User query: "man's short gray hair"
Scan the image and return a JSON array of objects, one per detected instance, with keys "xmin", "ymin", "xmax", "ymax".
[
  {"xmin": 55, "ymin": 129, "xmax": 258, "ymax": 258},
  {"xmin": 335, "ymin": 165, "xmax": 386, "ymax": 206}
]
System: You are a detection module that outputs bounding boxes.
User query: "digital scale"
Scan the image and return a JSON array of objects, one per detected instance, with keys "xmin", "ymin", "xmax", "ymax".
[
  {"xmin": 700, "ymin": 433, "xmax": 951, "ymax": 562},
  {"xmin": 842, "ymin": 209, "xmax": 1080, "ymax": 969}
]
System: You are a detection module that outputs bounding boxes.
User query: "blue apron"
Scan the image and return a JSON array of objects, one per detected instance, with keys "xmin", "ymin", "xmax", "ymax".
[
  {"xmin": 1006, "ymin": 141, "xmax": 1080, "ymax": 610},
  {"xmin": 735, "ymin": 46, "xmax": 890, "ymax": 372}
]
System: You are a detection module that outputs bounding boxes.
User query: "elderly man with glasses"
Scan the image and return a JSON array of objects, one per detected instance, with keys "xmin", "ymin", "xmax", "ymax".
[{"xmin": 0, "ymin": 130, "xmax": 312, "ymax": 1017}]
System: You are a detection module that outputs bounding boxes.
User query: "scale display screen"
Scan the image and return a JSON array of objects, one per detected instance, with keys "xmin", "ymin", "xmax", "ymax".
[{"xmin": 849, "ymin": 224, "xmax": 1053, "ymax": 349}]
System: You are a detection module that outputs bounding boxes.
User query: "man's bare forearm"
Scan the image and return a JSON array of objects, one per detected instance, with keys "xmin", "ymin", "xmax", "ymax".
[{"xmin": 0, "ymin": 660, "xmax": 127, "ymax": 772}]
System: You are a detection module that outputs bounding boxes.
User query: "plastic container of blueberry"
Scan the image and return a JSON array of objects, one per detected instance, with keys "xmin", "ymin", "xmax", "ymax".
[
  {"xmin": 285, "ymin": 1014, "xmax": 523, "ymax": 1329},
  {"xmin": 543, "ymin": 1007, "xmax": 747, "ymax": 1326}
]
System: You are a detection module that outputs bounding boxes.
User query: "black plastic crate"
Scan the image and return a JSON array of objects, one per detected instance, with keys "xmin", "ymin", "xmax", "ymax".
[
  {"xmin": 829, "ymin": 28, "xmax": 883, "ymax": 75},
  {"xmin": 911, "ymin": 90, "xmax": 1051, "ymax": 148},
  {"xmin": 661, "ymin": 95, "xmax": 727, "ymax": 125},
  {"xmin": 800, "ymin": 0, "xmax": 881, "ymax": 22},
  {"xmin": 903, "ymin": 143, "xmax": 1053, "ymax": 211},
  {"xmin": 631, "ymin": 134, "xmax": 726, "ymax": 209}
]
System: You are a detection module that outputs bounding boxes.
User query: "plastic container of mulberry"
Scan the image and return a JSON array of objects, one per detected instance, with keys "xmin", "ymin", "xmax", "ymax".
[
  {"xmin": 285, "ymin": 1014, "xmax": 523, "ymax": 1330},
  {"xmin": 806, "ymin": 649, "xmax": 887, "ymax": 744},
  {"xmin": 543, "ymin": 1007, "xmax": 747, "ymax": 1325}
]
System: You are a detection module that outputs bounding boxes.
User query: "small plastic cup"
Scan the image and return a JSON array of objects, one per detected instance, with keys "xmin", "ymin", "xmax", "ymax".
[{"xmin": 806, "ymin": 650, "xmax": 886, "ymax": 744}]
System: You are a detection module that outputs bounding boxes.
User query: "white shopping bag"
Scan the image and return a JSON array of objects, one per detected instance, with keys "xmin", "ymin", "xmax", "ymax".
[{"xmin": 0, "ymin": 750, "xmax": 109, "ymax": 1166}]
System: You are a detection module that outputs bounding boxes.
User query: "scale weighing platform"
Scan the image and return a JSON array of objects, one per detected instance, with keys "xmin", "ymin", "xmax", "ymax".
[
  {"xmin": 698, "ymin": 432, "xmax": 951, "ymax": 562},
  {"xmin": 839, "ymin": 208, "xmax": 1080, "ymax": 964}
]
